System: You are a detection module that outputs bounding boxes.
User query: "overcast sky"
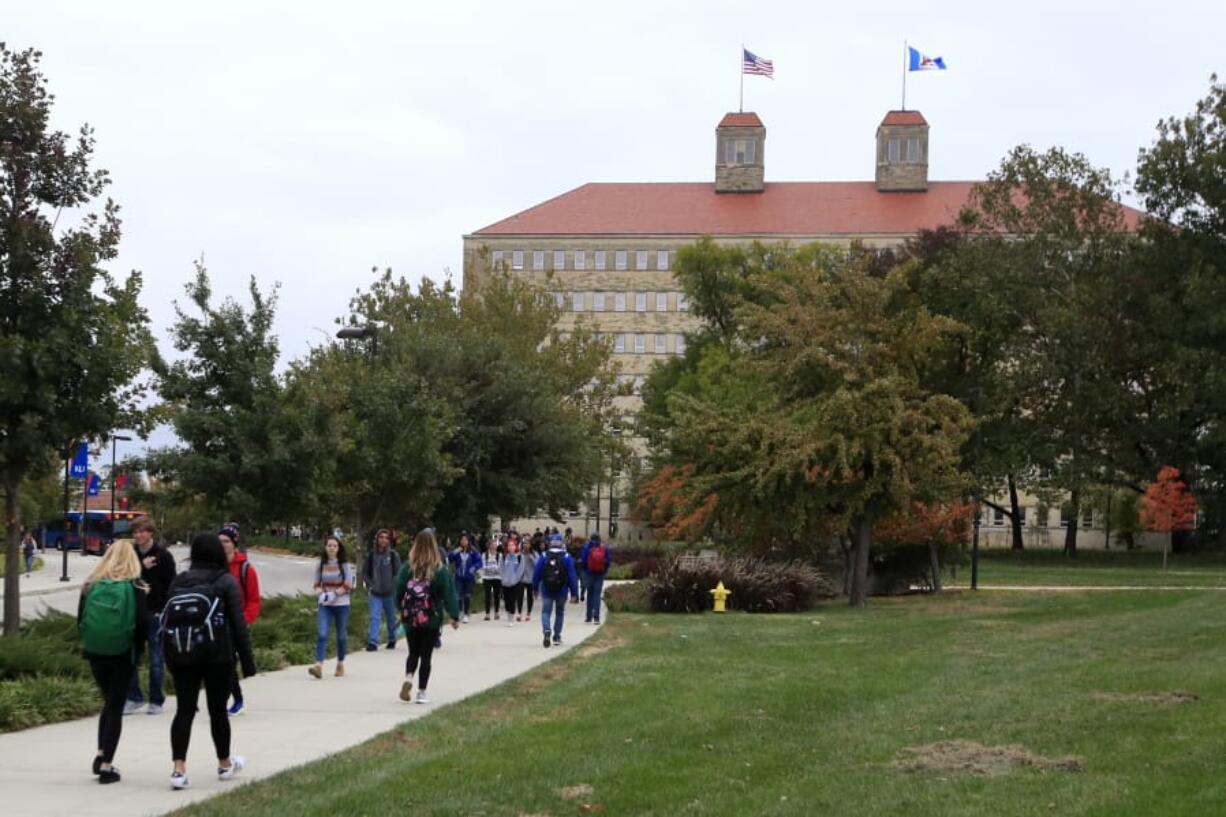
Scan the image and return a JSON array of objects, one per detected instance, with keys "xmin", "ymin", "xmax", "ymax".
[{"xmin": 11, "ymin": 1, "xmax": 1224, "ymax": 407}]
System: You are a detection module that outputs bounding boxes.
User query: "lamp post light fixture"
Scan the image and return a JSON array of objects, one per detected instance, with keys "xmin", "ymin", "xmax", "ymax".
[{"xmin": 336, "ymin": 325, "xmax": 379, "ymax": 356}]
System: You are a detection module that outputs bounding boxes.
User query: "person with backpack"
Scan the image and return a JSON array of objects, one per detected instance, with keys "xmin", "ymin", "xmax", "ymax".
[
  {"xmin": 499, "ymin": 534, "xmax": 526, "ymax": 625},
  {"xmin": 520, "ymin": 538, "xmax": 540, "ymax": 622},
  {"xmin": 309, "ymin": 535, "xmax": 356, "ymax": 679},
  {"xmin": 567, "ymin": 534, "xmax": 587, "ymax": 604},
  {"xmin": 363, "ymin": 529, "xmax": 402, "ymax": 650},
  {"xmin": 219, "ymin": 524, "xmax": 259, "ymax": 715},
  {"xmin": 22, "ymin": 530, "xmax": 36, "ymax": 577},
  {"xmin": 580, "ymin": 534, "xmax": 612, "ymax": 624},
  {"xmin": 124, "ymin": 518, "xmax": 176, "ymax": 716},
  {"xmin": 78, "ymin": 538, "xmax": 149, "ymax": 784},
  {"xmin": 533, "ymin": 532, "xmax": 579, "ymax": 648},
  {"xmin": 395, "ymin": 528, "xmax": 459, "ymax": 704},
  {"xmin": 447, "ymin": 532, "xmax": 481, "ymax": 623},
  {"xmin": 163, "ymin": 533, "xmax": 256, "ymax": 791},
  {"xmin": 480, "ymin": 537, "xmax": 502, "ymax": 621}
]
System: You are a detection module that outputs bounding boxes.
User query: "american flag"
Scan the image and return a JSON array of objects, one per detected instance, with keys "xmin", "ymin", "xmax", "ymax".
[{"xmin": 742, "ymin": 48, "xmax": 774, "ymax": 78}]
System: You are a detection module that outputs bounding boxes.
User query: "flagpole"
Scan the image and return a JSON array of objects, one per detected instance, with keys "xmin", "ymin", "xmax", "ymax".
[
  {"xmin": 739, "ymin": 44, "xmax": 744, "ymax": 112},
  {"xmin": 901, "ymin": 40, "xmax": 907, "ymax": 110}
]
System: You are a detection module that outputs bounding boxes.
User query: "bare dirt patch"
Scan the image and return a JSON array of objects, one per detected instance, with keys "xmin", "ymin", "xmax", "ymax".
[
  {"xmin": 558, "ymin": 784, "xmax": 595, "ymax": 799},
  {"xmin": 893, "ymin": 739, "xmax": 1083, "ymax": 776},
  {"xmin": 524, "ymin": 662, "xmax": 572, "ymax": 693},
  {"xmin": 1093, "ymin": 690, "xmax": 1199, "ymax": 704},
  {"xmin": 576, "ymin": 632, "xmax": 626, "ymax": 658},
  {"xmin": 354, "ymin": 729, "xmax": 425, "ymax": 758}
]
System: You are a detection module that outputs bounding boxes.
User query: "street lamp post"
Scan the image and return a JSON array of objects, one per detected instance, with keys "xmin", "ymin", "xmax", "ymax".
[
  {"xmin": 110, "ymin": 434, "xmax": 132, "ymax": 522},
  {"xmin": 336, "ymin": 325, "xmax": 379, "ymax": 356}
]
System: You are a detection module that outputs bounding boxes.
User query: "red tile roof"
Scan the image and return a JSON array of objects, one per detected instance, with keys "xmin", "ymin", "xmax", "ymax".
[
  {"xmin": 717, "ymin": 112, "xmax": 764, "ymax": 128},
  {"xmin": 880, "ymin": 110, "xmax": 928, "ymax": 127}
]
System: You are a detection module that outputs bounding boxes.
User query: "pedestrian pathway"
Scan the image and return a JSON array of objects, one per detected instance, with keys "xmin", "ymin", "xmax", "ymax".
[{"xmin": 0, "ymin": 608, "xmax": 603, "ymax": 817}]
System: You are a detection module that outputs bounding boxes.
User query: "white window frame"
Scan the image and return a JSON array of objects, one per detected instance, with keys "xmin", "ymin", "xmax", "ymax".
[
  {"xmin": 595, "ymin": 250, "xmax": 607, "ymax": 271},
  {"xmin": 614, "ymin": 292, "xmax": 627, "ymax": 312},
  {"xmin": 636, "ymin": 250, "xmax": 648, "ymax": 270},
  {"xmin": 512, "ymin": 250, "xmax": 524, "ymax": 270},
  {"xmin": 675, "ymin": 334, "xmax": 686, "ymax": 354},
  {"xmin": 613, "ymin": 334, "xmax": 625, "ymax": 353},
  {"xmin": 553, "ymin": 250, "xmax": 566, "ymax": 271},
  {"xmin": 574, "ymin": 250, "xmax": 586, "ymax": 271},
  {"xmin": 635, "ymin": 292, "xmax": 647, "ymax": 312},
  {"xmin": 653, "ymin": 333, "xmax": 666, "ymax": 354},
  {"xmin": 633, "ymin": 334, "xmax": 645, "ymax": 354},
  {"xmin": 593, "ymin": 292, "xmax": 606, "ymax": 312},
  {"xmin": 656, "ymin": 292, "xmax": 668, "ymax": 312},
  {"xmin": 888, "ymin": 139, "xmax": 901, "ymax": 163},
  {"xmin": 492, "ymin": 250, "xmax": 503, "ymax": 267},
  {"xmin": 572, "ymin": 291, "xmax": 585, "ymax": 312},
  {"xmin": 657, "ymin": 250, "xmax": 669, "ymax": 270},
  {"xmin": 615, "ymin": 250, "xmax": 628, "ymax": 271},
  {"xmin": 532, "ymin": 250, "xmax": 545, "ymax": 271},
  {"xmin": 906, "ymin": 138, "xmax": 921, "ymax": 163}
]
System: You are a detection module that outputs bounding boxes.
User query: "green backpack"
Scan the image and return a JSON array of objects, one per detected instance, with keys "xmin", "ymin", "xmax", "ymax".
[{"xmin": 79, "ymin": 579, "xmax": 136, "ymax": 656}]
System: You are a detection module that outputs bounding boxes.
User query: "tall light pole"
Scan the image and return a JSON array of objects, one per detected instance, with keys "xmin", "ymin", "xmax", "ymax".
[{"xmin": 110, "ymin": 434, "xmax": 132, "ymax": 524}]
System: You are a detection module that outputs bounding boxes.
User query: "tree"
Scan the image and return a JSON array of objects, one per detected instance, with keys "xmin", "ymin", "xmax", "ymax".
[
  {"xmin": 1140, "ymin": 466, "xmax": 1198, "ymax": 569},
  {"xmin": 875, "ymin": 501, "xmax": 972, "ymax": 592},
  {"xmin": 0, "ymin": 46, "xmax": 153, "ymax": 635}
]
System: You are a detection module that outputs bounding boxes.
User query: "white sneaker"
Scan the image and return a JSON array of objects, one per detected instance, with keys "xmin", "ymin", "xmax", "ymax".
[
  {"xmin": 462, "ymin": 614, "xmax": 470, "ymax": 623},
  {"xmin": 415, "ymin": 691, "xmax": 430, "ymax": 704},
  {"xmin": 507, "ymin": 620, "xmax": 514, "ymax": 627},
  {"xmin": 218, "ymin": 755, "xmax": 245, "ymax": 780},
  {"xmin": 122, "ymin": 700, "xmax": 144, "ymax": 715},
  {"xmin": 170, "ymin": 771, "xmax": 190, "ymax": 790},
  {"xmin": 146, "ymin": 703, "xmax": 163, "ymax": 715}
]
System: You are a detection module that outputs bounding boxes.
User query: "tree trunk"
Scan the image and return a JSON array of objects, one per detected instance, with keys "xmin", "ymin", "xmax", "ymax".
[
  {"xmin": 1063, "ymin": 489, "xmax": 1080, "ymax": 558},
  {"xmin": 849, "ymin": 513, "xmax": 871, "ymax": 607},
  {"xmin": 928, "ymin": 542, "xmax": 943, "ymax": 592},
  {"xmin": 3, "ymin": 477, "xmax": 21, "ymax": 636},
  {"xmin": 1008, "ymin": 474, "xmax": 1025, "ymax": 550},
  {"xmin": 1103, "ymin": 492, "xmax": 1112, "ymax": 550},
  {"xmin": 839, "ymin": 532, "xmax": 852, "ymax": 598}
]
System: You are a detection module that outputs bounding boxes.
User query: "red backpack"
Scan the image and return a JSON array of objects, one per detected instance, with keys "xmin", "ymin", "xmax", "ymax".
[{"xmin": 587, "ymin": 544, "xmax": 607, "ymax": 574}]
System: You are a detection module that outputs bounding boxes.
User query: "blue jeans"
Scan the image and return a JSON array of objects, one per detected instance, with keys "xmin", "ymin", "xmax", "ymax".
[
  {"xmin": 127, "ymin": 611, "xmax": 165, "ymax": 705},
  {"xmin": 541, "ymin": 593, "xmax": 567, "ymax": 640},
  {"xmin": 367, "ymin": 592, "xmax": 398, "ymax": 645},
  {"xmin": 315, "ymin": 605, "xmax": 350, "ymax": 662},
  {"xmin": 456, "ymin": 577, "xmax": 475, "ymax": 616},
  {"xmin": 586, "ymin": 574, "xmax": 605, "ymax": 622}
]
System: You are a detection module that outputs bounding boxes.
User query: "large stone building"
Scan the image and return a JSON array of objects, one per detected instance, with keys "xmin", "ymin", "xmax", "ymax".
[{"xmin": 462, "ymin": 110, "xmax": 1153, "ymax": 548}]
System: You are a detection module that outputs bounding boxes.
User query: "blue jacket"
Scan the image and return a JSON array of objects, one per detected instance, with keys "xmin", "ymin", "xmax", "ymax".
[
  {"xmin": 532, "ymin": 546, "xmax": 578, "ymax": 599},
  {"xmin": 449, "ymin": 548, "xmax": 482, "ymax": 582},
  {"xmin": 579, "ymin": 540, "xmax": 612, "ymax": 575}
]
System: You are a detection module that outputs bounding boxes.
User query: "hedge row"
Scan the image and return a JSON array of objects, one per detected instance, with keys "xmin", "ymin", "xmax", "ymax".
[{"xmin": 644, "ymin": 554, "xmax": 838, "ymax": 613}]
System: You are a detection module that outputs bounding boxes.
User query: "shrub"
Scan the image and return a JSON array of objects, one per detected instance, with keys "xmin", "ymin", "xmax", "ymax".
[
  {"xmin": 602, "ymin": 582, "xmax": 649, "ymax": 613},
  {"xmin": 645, "ymin": 554, "xmax": 837, "ymax": 613},
  {"xmin": 0, "ymin": 675, "xmax": 100, "ymax": 731}
]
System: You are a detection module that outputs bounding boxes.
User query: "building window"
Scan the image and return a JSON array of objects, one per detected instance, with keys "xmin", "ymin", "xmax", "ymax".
[
  {"xmin": 554, "ymin": 250, "xmax": 566, "ymax": 271},
  {"xmin": 634, "ymin": 334, "xmax": 645, "ymax": 354},
  {"xmin": 614, "ymin": 334, "xmax": 625, "ymax": 353},
  {"xmin": 532, "ymin": 250, "xmax": 545, "ymax": 271},
  {"xmin": 993, "ymin": 508, "xmax": 1005, "ymax": 526},
  {"xmin": 615, "ymin": 292, "xmax": 626, "ymax": 312},
  {"xmin": 677, "ymin": 293, "xmax": 690, "ymax": 312},
  {"xmin": 492, "ymin": 250, "xmax": 503, "ymax": 268},
  {"xmin": 887, "ymin": 139, "xmax": 901, "ymax": 163},
  {"xmin": 725, "ymin": 139, "xmax": 756, "ymax": 164},
  {"xmin": 657, "ymin": 250, "xmax": 670, "ymax": 270},
  {"xmin": 595, "ymin": 250, "xmax": 606, "ymax": 271},
  {"xmin": 553, "ymin": 292, "xmax": 564, "ymax": 309},
  {"xmin": 574, "ymin": 250, "xmax": 586, "ymax": 271},
  {"xmin": 654, "ymin": 333, "xmax": 666, "ymax": 354},
  {"xmin": 512, "ymin": 250, "xmax": 524, "ymax": 270},
  {"xmin": 635, "ymin": 292, "xmax": 647, "ymax": 312},
  {"xmin": 675, "ymin": 334, "xmax": 686, "ymax": 354},
  {"xmin": 572, "ymin": 292, "xmax": 585, "ymax": 312},
  {"xmin": 1082, "ymin": 509, "xmax": 1094, "ymax": 529},
  {"xmin": 615, "ymin": 250, "xmax": 628, "ymax": 271},
  {"xmin": 907, "ymin": 138, "xmax": 921, "ymax": 162},
  {"xmin": 636, "ymin": 250, "xmax": 648, "ymax": 270},
  {"xmin": 656, "ymin": 292, "xmax": 668, "ymax": 312},
  {"xmin": 593, "ymin": 292, "xmax": 606, "ymax": 312}
]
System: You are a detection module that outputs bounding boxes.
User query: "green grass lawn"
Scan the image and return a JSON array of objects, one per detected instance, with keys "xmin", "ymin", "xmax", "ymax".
[
  {"xmin": 173, "ymin": 589, "xmax": 1226, "ymax": 817},
  {"xmin": 956, "ymin": 549, "xmax": 1226, "ymax": 587}
]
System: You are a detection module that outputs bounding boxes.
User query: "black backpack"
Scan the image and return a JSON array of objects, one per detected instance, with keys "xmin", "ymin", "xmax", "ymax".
[
  {"xmin": 542, "ymin": 551, "xmax": 567, "ymax": 593},
  {"xmin": 160, "ymin": 574, "xmax": 230, "ymax": 666}
]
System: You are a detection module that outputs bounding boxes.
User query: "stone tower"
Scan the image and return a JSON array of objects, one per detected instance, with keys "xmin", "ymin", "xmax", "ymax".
[
  {"xmin": 715, "ymin": 112, "xmax": 765, "ymax": 193},
  {"xmin": 875, "ymin": 110, "xmax": 929, "ymax": 192}
]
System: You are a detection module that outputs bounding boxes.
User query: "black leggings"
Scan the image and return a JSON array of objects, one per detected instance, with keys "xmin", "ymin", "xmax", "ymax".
[
  {"xmin": 483, "ymin": 579, "xmax": 501, "ymax": 615},
  {"xmin": 522, "ymin": 583, "xmax": 535, "ymax": 614},
  {"xmin": 503, "ymin": 583, "xmax": 523, "ymax": 616},
  {"xmin": 230, "ymin": 665, "xmax": 243, "ymax": 703},
  {"xmin": 406, "ymin": 627, "xmax": 439, "ymax": 690},
  {"xmin": 88, "ymin": 654, "xmax": 135, "ymax": 764},
  {"xmin": 170, "ymin": 663, "xmax": 233, "ymax": 761}
]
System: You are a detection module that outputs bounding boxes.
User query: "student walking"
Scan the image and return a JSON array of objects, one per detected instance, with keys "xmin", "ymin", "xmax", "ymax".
[
  {"xmin": 533, "ymin": 533, "xmax": 579, "ymax": 648},
  {"xmin": 78, "ymin": 539, "xmax": 149, "ymax": 784},
  {"xmin": 480, "ymin": 539, "xmax": 502, "ymax": 620},
  {"xmin": 219, "ymin": 524, "xmax": 260, "ymax": 715},
  {"xmin": 500, "ymin": 535, "xmax": 526, "ymax": 624},
  {"xmin": 395, "ymin": 529, "xmax": 459, "ymax": 705},
  {"xmin": 22, "ymin": 531, "xmax": 36, "ymax": 576},
  {"xmin": 124, "ymin": 518, "xmax": 176, "ymax": 715},
  {"xmin": 163, "ymin": 533, "xmax": 256, "ymax": 791},
  {"xmin": 363, "ymin": 529, "xmax": 402, "ymax": 650},
  {"xmin": 448, "ymin": 532, "xmax": 481, "ymax": 623},
  {"xmin": 581, "ymin": 534, "xmax": 612, "ymax": 624},
  {"xmin": 520, "ymin": 540, "xmax": 540, "ymax": 622},
  {"xmin": 310, "ymin": 535, "xmax": 355, "ymax": 679}
]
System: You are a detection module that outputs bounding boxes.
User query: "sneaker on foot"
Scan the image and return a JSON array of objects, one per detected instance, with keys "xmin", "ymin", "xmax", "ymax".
[
  {"xmin": 415, "ymin": 691, "xmax": 430, "ymax": 704},
  {"xmin": 365, "ymin": 643, "xmax": 379, "ymax": 652},
  {"xmin": 335, "ymin": 663, "xmax": 345, "ymax": 677},
  {"xmin": 92, "ymin": 756, "xmax": 103, "ymax": 775},
  {"xmin": 170, "ymin": 771, "xmax": 190, "ymax": 790},
  {"xmin": 218, "ymin": 756, "xmax": 245, "ymax": 780},
  {"xmin": 484, "ymin": 614, "xmax": 490, "ymax": 621},
  {"xmin": 553, "ymin": 636, "xmax": 562, "ymax": 646},
  {"xmin": 122, "ymin": 700, "xmax": 144, "ymax": 715},
  {"xmin": 462, "ymin": 614, "xmax": 470, "ymax": 623},
  {"xmin": 593, "ymin": 618, "xmax": 601, "ymax": 624},
  {"xmin": 507, "ymin": 620, "xmax": 514, "ymax": 627},
  {"xmin": 386, "ymin": 641, "xmax": 397, "ymax": 650},
  {"xmin": 494, "ymin": 613, "xmax": 500, "ymax": 620},
  {"xmin": 584, "ymin": 617, "xmax": 592, "ymax": 623},
  {"xmin": 434, "ymin": 635, "xmax": 443, "ymax": 650},
  {"xmin": 147, "ymin": 703, "xmax": 163, "ymax": 715},
  {"xmin": 308, "ymin": 664, "xmax": 322, "ymax": 679},
  {"xmin": 543, "ymin": 631, "xmax": 552, "ymax": 648},
  {"xmin": 98, "ymin": 767, "xmax": 121, "ymax": 785},
  {"xmin": 227, "ymin": 699, "xmax": 245, "ymax": 716},
  {"xmin": 399, "ymin": 680, "xmax": 413, "ymax": 702}
]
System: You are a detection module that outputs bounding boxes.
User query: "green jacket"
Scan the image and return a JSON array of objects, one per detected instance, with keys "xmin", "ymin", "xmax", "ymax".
[{"xmin": 393, "ymin": 563, "xmax": 460, "ymax": 630}]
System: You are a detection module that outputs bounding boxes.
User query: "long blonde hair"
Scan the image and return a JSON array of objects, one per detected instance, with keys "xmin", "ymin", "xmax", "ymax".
[
  {"xmin": 85, "ymin": 539, "xmax": 148, "ymax": 591},
  {"xmin": 409, "ymin": 529, "xmax": 441, "ymax": 579}
]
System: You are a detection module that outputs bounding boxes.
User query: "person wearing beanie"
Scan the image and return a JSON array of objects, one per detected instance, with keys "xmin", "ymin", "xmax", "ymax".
[
  {"xmin": 533, "ymin": 533, "xmax": 578, "ymax": 647},
  {"xmin": 218, "ymin": 524, "xmax": 260, "ymax": 716}
]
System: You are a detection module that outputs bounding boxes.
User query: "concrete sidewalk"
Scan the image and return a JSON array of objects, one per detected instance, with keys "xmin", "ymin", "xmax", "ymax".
[
  {"xmin": 0, "ymin": 607, "xmax": 603, "ymax": 816},
  {"xmin": 2, "ymin": 548, "xmax": 93, "ymax": 596}
]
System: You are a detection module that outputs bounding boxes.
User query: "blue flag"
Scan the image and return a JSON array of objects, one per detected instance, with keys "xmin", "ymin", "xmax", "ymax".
[
  {"xmin": 87, "ymin": 473, "xmax": 101, "ymax": 496},
  {"xmin": 908, "ymin": 46, "xmax": 947, "ymax": 71},
  {"xmin": 71, "ymin": 442, "xmax": 90, "ymax": 479}
]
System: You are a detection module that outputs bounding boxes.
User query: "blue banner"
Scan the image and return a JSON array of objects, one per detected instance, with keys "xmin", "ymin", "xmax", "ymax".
[
  {"xmin": 87, "ymin": 473, "xmax": 101, "ymax": 496},
  {"xmin": 70, "ymin": 442, "xmax": 89, "ymax": 479}
]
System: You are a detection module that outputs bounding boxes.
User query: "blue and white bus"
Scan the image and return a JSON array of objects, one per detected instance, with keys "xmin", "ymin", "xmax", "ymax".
[{"xmin": 37, "ymin": 510, "xmax": 149, "ymax": 555}]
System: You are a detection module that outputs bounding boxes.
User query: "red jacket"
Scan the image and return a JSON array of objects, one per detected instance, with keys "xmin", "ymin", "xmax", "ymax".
[{"xmin": 228, "ymin": 551, "xmax": 261, "ymax": 624}]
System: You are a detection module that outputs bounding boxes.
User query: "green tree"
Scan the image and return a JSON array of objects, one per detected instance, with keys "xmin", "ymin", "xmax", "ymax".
[{"xmin": 0, "ymin": 46, "xmax": 153, "ymax": 634}]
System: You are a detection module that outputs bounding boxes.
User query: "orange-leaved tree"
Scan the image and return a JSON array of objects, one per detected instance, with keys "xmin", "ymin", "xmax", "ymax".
[
  {"xmin": 1140, "ymin": 466, "xmax": 1197, "ymax": 569},
  {"xmin": 875, "ymin": 501, "xmax": 972, "ymax": 592}
]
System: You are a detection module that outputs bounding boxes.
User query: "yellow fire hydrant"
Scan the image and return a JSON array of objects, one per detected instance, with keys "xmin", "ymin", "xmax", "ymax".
[{"xmin": 710, "ymin": 581, "xmax": 731, "ymax": 613}]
